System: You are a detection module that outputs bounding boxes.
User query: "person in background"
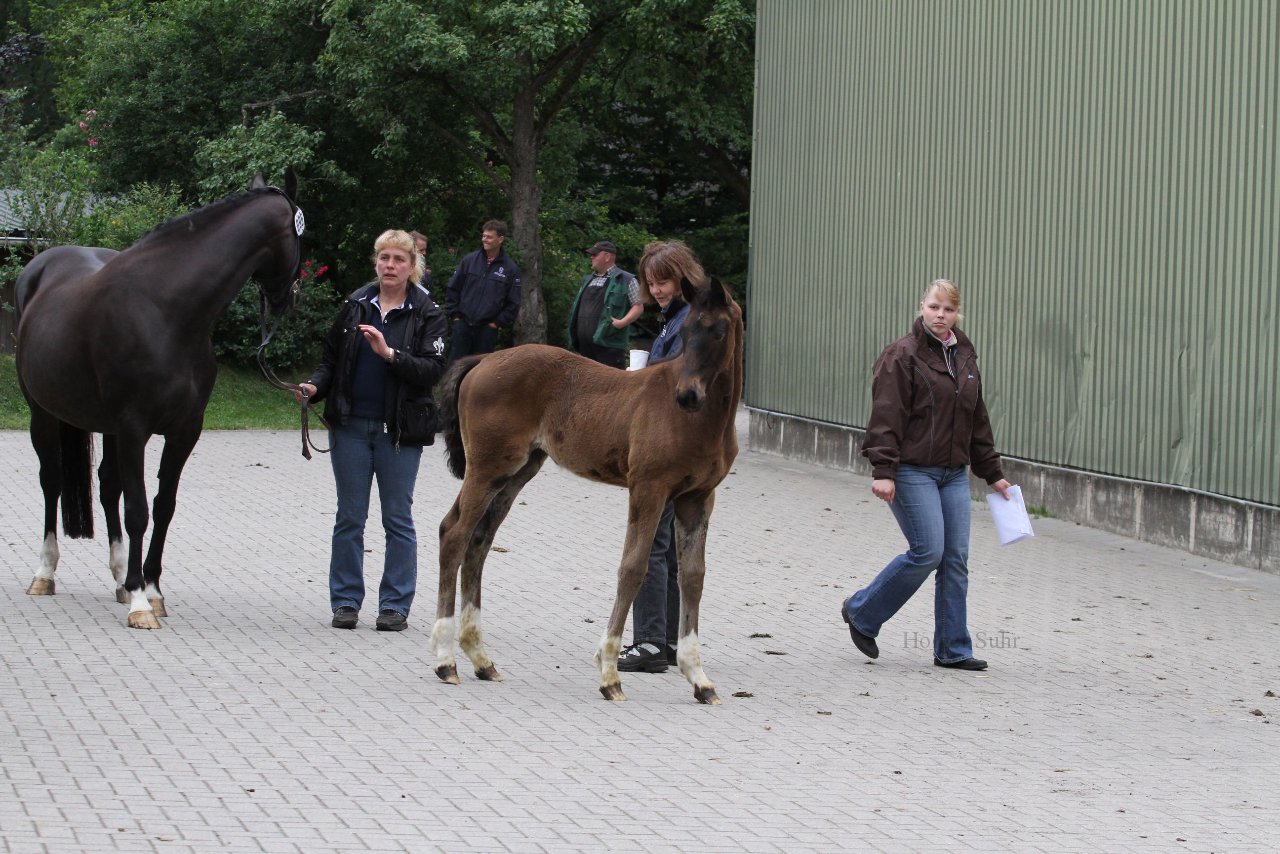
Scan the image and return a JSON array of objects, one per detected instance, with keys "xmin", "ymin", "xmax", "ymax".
[
  {"xmin": 297, "ymin": 230, "xmax": 448, "ymax": 632},
  {"xmin": 567, "ymin": 240, "xmax": 643, "ymax": 368},
  {"xmin": 840, "ymin": 278, "xmax": 1011, "ymax": 671},
  {"xmin": 617, "ymin": 240, "xmax": 706, "ymax": 673},
  {"xmin": 408, "ymin": 230, "xmax": 433, "ymax": 289},
  {"xmin": 443, "ymin": 219, "xmax": 522, "ymax": 363}
]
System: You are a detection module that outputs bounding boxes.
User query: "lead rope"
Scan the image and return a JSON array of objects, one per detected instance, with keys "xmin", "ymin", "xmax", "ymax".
[{"xmin": 255, "ymin": 287, "xmax": 330, "ymax": 459}]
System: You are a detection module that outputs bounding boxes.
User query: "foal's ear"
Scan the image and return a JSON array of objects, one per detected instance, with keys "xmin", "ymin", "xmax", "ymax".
[
  {"xmin": 706, "ymin": 277, "xmax": 729, "ymax": 308},
  {"xmin": 679, "ymin": 276, "xmax": 698, "ymax": 303},
  {"xmin": 249, "ymin": 172, "xmax": 267, "ymax": 190},
  {"xmin": 284, "ymin": 166, "xmax": 298, "ymax": 201}
]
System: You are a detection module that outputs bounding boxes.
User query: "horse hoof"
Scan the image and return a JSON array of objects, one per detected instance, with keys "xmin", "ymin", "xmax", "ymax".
[
  {"xmin": 127, "ymin": 611, "xmax": 162, "ymax": 630},
  {"xmin": 475, "ymin": 665, "xmax": 503, "ymax": 682},
  {"xmin": 694, "ymin": 686, "xmax": 721, "ymax": 705},
  {"xmin": 115, "ymin": 587, "xmax": 129, "ymax": 604},
  {"xmin": 26, "ymin": 578, "xmax": 55, "ymax": 596},
  {"xmin": 149, "ymin": 598, "xmax": 168, "ymax": 617},
  {"xmin": 435, "ymin": 664, "xmax": 460, "ymax": 685},
  {"xmin": 599, "ymin": 683, "xmax": 626, "ymax": 702}
]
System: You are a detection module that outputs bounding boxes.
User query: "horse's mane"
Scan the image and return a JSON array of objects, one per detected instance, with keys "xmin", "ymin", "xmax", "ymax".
[{"xmin": 132, "ymin": 188, "xmax": 276, "ymax": 247}]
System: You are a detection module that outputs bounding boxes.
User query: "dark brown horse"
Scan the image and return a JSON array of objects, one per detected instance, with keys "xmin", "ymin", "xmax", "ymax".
[
  {"xmin": 15, "ymin": 173, "xmax": 303, "ymax": 628},
  {"xmin": 431, "ymin": 278, "xmax": 743, "ymax": 704}
]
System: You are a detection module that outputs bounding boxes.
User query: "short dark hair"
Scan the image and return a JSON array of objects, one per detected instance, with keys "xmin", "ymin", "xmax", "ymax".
[
  {"xmin": 408, "ymin": 230, "xmax": 427, "ymax": 247},
  {"xmin": 482, "ymin": 219, "xmax": 508, "ymax": 237}
]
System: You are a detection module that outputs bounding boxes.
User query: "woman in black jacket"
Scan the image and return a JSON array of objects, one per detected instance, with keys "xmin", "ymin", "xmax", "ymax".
[{"xmin": 299, "ymin": 230, "xmax": 447, "ymax": 632}]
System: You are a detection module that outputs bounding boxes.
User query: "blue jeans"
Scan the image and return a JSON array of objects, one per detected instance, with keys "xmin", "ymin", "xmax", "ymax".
[
  {"xmin": 448, "ymin": 318, "xmax": 498, "ymax": 363},
  {"xmin": 843, "ymin": 465, "xmax": 974, "ymax": 663},
  {"xmin": 632, "ymin": 501, "xmax": 679, "ymax": 646},
  {"xmin": 329, "ymin": 416, "xmax": 422, "ymax": 616}
]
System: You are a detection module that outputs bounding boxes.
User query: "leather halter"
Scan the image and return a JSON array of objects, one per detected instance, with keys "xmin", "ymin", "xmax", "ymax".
[{"xmin": 253, "ymin": 185, "xmax": 329, "ymax": 459}]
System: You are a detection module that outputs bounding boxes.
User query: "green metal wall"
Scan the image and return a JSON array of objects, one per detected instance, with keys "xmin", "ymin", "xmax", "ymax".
[{"xmin": 747, "ymin": 0, "xmax": 1279, "ymax": 506}]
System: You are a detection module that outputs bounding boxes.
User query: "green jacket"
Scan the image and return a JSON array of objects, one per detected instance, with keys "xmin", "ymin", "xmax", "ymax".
[{"xmin": 567, "ymin": 267, "xmax": 636, "ymax": 351}]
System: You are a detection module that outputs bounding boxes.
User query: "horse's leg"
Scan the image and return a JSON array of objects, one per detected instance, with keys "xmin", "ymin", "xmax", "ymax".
[
  {"xmin": 456, "ymin": 451, "xmax": 547, "ymax": 682},
  {"xmin": 595, "ymin": 489, "xmax": 668, "ymax": 702},
  {"xmin": 672, "ymin": 490, "xmax": 720, "ymax": 705},
  {"xmin": 99, "ymin": 435, "xmax": 128, "ymax": 603},
  {"xmin": 26, "ymin": 406, "xmax": 62, "ymax": 596},
  {"xmin": 113, "ymin": 431, "xmax": 159, "ymax": 629},
  {"xmin": 139, "ymin": 426, "xmax": 201, "ymax": 618},
  {"xmin": 433, "ymin": 475, "xmax": 503, "ymax": 683}
]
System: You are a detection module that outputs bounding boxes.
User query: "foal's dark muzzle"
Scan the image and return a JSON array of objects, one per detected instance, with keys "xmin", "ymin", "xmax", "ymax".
[{"xmin": 676, "ymin": 383, "xmax": 706, "ymax": 412}]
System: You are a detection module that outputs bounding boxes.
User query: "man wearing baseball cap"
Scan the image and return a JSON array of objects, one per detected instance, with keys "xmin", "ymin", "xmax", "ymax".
[{"xmin": 566, "ymin": 240, "xmax": 643, "ymax": 368}]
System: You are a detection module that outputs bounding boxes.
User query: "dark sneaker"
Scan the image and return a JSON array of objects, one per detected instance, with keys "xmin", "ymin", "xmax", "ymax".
[
  {"xmin": 331, "ymin": 607, "xmax": 358, "ymax": 629},
  {"xmin": 665, "ymin": 643, "xmax": 678, "ymax": 666},
  {"xmin": 375, "ymin": 609, "xmax": 407, "ymax": 632},
  {"xmin": 934, "ymin": 657, "xmax": 987, "ymax": 671},
  {"xmin": 841, "ymin": 604, "xmax": 879, "ymax": 659},
  {"xmin": 618, "ymin": 642, "xmax": 669, "ymax": 673}
]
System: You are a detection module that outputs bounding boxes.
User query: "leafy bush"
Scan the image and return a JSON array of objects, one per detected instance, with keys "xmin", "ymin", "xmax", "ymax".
[{"xmin": 212, "ymin": 267, "xmax": 342, "ymax": 370}]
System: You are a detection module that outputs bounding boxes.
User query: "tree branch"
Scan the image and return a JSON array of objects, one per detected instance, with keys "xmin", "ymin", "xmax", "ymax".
[
  {"xmin": 419, "ymin": 114, "xmax": 513, "ymax": 194},
  {"xmin": 240, "ymin": 89, "xmax": 332, "ymax": 125}
]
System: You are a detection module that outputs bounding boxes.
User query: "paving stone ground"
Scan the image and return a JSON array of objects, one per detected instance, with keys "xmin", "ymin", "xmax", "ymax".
[{"xmin": 0, "ymin": 418, "xmax": 1277, "ymax": 853}]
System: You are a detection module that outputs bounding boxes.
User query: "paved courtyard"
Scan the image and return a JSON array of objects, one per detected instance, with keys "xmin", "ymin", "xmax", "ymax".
[{"xmin": 0, "ymin": 420, "xmax": 1277, "ymax": 853}]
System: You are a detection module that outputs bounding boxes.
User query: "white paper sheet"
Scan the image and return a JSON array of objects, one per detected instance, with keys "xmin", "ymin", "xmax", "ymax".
[{"xmin": 986, "ymin": 484, "xmax": 1035, "ymax": 545}]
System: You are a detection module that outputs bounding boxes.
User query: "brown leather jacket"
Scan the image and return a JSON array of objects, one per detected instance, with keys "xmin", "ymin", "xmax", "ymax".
[{"xmin": 860, "ymin": 317, "xmax": 1004, "ymax": 483}]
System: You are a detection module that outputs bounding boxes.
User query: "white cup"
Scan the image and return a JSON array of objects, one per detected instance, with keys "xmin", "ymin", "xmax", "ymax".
[{"xmin": 627, "ymin": 350, "xmax": 650, "ymax": 371}]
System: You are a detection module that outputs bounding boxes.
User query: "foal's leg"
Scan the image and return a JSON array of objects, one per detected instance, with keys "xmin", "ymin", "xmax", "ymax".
[
  {"xmin": 113, "ymin": 431, "xmax": 160, "ymax": 629},
  {"xmin": 138, "ymin": 426, "xmax": 201, "ymax": 618},
  {"xmin": 595, "ymin": 489, "xmax": 668, "ymax": 701},
  {"xmin": 457, "ymin": 451, "xmax": 546, "ymax": 682},
  {"xmin": 99, "ymin": 436, "xmax": 128, "ymax": 603},
  {"xmin": 433, "ymin": 477, "xmax": 502, "ymax": 683},
  {"xmin": 673, "ymin": 490, "xmax": 720, "ymax": 705},
  {"xmin": 26, "ymin": 407, "xmax": 63, "ymax": 596}
]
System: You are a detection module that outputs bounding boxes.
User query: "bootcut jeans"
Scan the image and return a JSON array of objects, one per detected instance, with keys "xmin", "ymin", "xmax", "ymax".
[
  {"xmin": 843, "ymin": 464, "xmax": 975, "ymax": 663},
  {"xmin": 632, "ymin": 501, "xmax": 679, "ymax": 647},
  {"xmin": 328, "ymin": 416, "xmax": 422, "ymax": 617}
]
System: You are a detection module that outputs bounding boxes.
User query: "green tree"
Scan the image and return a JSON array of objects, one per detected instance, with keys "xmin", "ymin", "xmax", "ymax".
[{"xmin": 320, "ymin": 0, "xmax": 753, "ymax": 344}]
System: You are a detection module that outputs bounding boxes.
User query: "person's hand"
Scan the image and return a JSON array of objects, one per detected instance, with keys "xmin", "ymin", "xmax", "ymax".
[
  {"xmin": 294, "ymin": 382, "xmax": 316, "ymax": 404},
  {"xmin": 990, "ymin": 478, "xmax": 1012, "ymax": 500},
  {"xmin": 872, "ymin": 478, "xmax": 896, "ymax": 503},
  {"xmin": 357, "ymin": 324, "xmax": 393, "ymax": 361},
  {"xmin": 488, "ymin": 322, "xmax": 498, "ymax": 329},
  {"xmin": 610, "ymin": 316, "xmax": 627, "ymax": 329}
]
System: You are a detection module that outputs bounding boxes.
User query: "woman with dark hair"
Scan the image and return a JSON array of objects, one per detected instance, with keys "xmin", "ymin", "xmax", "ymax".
[{"xmin": 617, "ymin": 240, "xmax": 709, "ymax": 673}]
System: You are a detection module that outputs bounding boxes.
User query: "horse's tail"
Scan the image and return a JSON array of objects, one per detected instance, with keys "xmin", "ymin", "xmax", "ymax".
[
  {"xmin": 58, "ymin": 421, "xmax": 95, "ymax": 539},
  {"xmin": 439, "ymin": 355, "xmax": 486, "ymax": 480}
]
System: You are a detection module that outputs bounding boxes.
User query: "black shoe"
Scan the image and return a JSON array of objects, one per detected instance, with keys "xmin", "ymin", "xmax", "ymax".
[
  {"xmin": 934, "ymin": 657, "xmax": 987, "ymax": 671},
  {"xmin": 618, "ymin": 642, "xmax": 669, "ymax": 673},
  {"xmin": 375, "ymin": 609, "xmax": 407, "ymax": 632},
  {"xmin": 665, "ymin": 643, "xmax": 678, "ymax": 666},
  {"xmin": 841, "ymin": 604, "xmax": 879, "ymax": 659},
  {"xmin": 331, "ymin": 607, "xmax": 358, "ymax": 629}
]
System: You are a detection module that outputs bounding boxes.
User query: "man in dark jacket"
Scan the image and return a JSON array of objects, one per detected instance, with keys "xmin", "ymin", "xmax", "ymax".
[
  {"xmin": 567, "ymin": 240, "xmax": 642, "ymax": 368},
  {"xmin": 443, "ymin": 219, "xmax": 522, "ymax": 363}
]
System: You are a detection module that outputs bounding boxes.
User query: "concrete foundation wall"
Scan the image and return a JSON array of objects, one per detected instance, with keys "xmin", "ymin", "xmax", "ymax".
[{"xmin": 748, "ymin": 408, "xmax": 1280, "ymax": 574}]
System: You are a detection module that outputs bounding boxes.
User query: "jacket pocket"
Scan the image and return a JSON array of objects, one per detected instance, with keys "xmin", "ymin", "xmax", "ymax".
[{"xmin": 397, "ymin": 396, "xmax": 438, "ymax": 446}]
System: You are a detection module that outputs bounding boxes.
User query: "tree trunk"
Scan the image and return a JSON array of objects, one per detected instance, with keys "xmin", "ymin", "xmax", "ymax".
[{"xmin": 509, "ymin": 88, "xmax": 546, "ymax": 344}]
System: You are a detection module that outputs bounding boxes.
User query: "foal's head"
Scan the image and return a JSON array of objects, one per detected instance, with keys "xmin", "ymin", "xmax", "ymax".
[{"xmin": 675, "ymin": 278, "xmax": 742, "ymax": 412}]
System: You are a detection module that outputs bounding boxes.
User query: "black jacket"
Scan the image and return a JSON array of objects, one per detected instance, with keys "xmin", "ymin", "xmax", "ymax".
[
  {"xmin": 443, "ymin": 248, "xmax": 522, "ymax": 326},
  {"xmin": 307, "ymin": 281, "xmax": 448, "ymax": 446}
]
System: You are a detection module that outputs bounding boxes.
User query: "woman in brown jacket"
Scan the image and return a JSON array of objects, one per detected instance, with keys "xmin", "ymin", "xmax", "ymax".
[{"xmin": 840, "ymin": 279, "xmax": 1011, "ymax": 671}]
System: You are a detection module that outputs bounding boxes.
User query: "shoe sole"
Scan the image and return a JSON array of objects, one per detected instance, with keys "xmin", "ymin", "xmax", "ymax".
[
  {"xmin": 332, "ymin": 616, "xmax": 358, "ymax": 629},
  {"xmin": 618, "ymin": 661, "xmax": 668, "ymax": 673},
  {"xmin": 841, "ymin": 605, "xmax": 879, "ymax": 659},
  {"xmin": 375, "ymin": 622, "xmax": 407, "ymax": 632}
]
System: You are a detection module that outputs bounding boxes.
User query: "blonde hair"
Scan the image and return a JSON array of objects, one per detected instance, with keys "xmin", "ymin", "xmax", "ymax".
[
  {"xmin": 372, "ymin": 229, "xmax": 426, "ymax": 285},
  {"xmin": 921, "ymin": 278, "xmax": 963, "ymax": 323},
  {"xmin": 637, "ymin": 240, "xmax": 707, "ymax": 304}
]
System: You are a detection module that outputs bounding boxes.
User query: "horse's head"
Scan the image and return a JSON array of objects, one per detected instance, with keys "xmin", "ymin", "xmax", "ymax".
[
  {"xmin": 674, "ymin": 277, "xmax": 744, "ymax": 413},
  {"xmin": 249, "ymin": 170, "xmax": 303, "ymax": 317}
]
